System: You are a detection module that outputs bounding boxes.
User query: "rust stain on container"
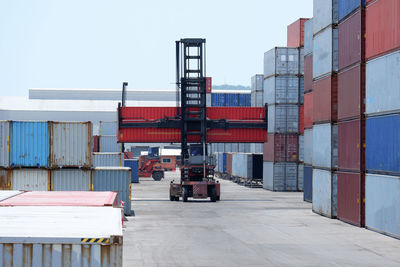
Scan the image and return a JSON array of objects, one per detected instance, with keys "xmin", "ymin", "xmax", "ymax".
[{"xmin": 0, "ymin": 170, "xmax": 11, "ymax": 190}]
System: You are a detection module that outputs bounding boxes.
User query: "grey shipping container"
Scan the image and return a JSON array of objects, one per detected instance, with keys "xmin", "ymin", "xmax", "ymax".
[
  {"xmin": 250, "ymin": 143, "xmax": 263, "ymax": 154},
  {"xmin": 313, "ymin": 123, "xmax": 338, "ymax": 169},
  {"xmin": 304, "ymin": 19, "xmax": 313, "ymax": 55},
  {"xmin": 313, "ymin": 0, "xmax": 339, "ymax": 35},
  {"xmin": 299, "ymin": 47, "xmax": 305, "ymax": 75},
  {"xmin": 304, "ymin": 128, "xmax": 313, "ymax": 165},
  {"xmin": 251, "ymin": 91, "xmax": 264, "ymax": 107},
  {"xmin": 0, "ymin": 121, "xmax": 10, "ymax": 167},
  {"xmin": 251, "ymin": 75, "xmax": 264, "ymax": 91},
  {"xmin": 268, "ymin": 104, "xmax": 299, "ymax": 134},
  {"xmin": 99, "ymin": 121, "xmax": 117, "ymax": 135},
  {"xmin": 206, "ymin": 94, "xmax": 211, "ymax": 107},
  {"xmin": 93, "ymin": 167, "xmax": 131, "ymax": 216},
  {"xmin": 0, "ymin": 206, "xmax": 122, "ymax": 267},
  {"xmin": 299, "ymin": 135, "xmax": 304, "ymax": 162},
  {"xmin": 264, "ymin": 76, "xmax": 300, "ymax": 104},
  {"xmin": 99, "ymin": 136, "xmax": 122, "ymax": 153},
  {"xmin": 232, "ymin": 153, "xmax": 252, "ymax": 178},
  {"xmin": 238, "ymin": 143, "xmax": 250, "ymax": 153},
  {"xmin": 298, "ymin": 164, "xmax": 304, "ymax": 191},
  {"xmin": 312, "ymin": 168, "xmax": 337, "ymax": 218},
  {"xmin": 12, "ymin": 169, "xmax": 50, "ymax": 191},
  {"xmin": 263, "ymin": 162, "xmax": 298, "ymax": 191},
  {"xmin": 51, "ymin": 169, "xmax": 91, "ymax": 191},
  {"xmin": 93, "ymin": 153, "xmax": 124, "ymax": 167},
  {"xmin": 264, "ymin": 47, "xmax": 301, "ymax": 78},
  {"xmin": 313, "ymin": 26, "xmax": 338, "ymax": 79},
  {"xmin": 50, "ymin": 122, "xmax": 92, "ymax": 168},
  {"xmin": 366, "ymin": 51, "xmax": 400, "ymax": 116}
]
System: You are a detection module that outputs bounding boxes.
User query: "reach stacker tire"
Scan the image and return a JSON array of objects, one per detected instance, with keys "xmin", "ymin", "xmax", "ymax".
[{"xmin": 152, "ymin": 171, "xmax": 163, "ymax": 181}]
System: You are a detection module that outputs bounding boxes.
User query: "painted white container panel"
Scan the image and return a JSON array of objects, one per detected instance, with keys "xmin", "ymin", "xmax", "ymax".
[
  {"xmin": 312, "ymin": 168, "xmax": 337, "ymax": 218},
  {"xmin": 12, "ymin": 169, "xmax": 50, "ymax": 191}
]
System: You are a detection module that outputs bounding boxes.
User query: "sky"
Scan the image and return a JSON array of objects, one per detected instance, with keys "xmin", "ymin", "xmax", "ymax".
[{"xmin": 0, "ymin": 0, "xmax": 312, "ymax": 96}]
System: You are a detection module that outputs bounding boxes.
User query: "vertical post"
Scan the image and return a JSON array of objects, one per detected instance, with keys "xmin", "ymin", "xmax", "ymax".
[
  {"xmin": 176, "ymin": 41, "xmax": 180, "ymax": 117},
  {"xmin": 122, "ymin": 82, "xmax": 128, "ymax": 107}
]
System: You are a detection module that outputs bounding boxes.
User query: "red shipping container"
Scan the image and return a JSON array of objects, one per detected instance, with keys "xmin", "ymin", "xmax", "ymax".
[
  {"xmin": 313, "ymin": 75, "xmax": 338, "ymax": 124},
  {"xmin": 304, "ymin": 92, "xmax": 313, "ymax": 129},
  {"xmin": 93, "ymin": 135, "xmax": 99, "ymax": 152},
  {"xmin": 338, "ymin": 64, "xmax": 365, "ymax": 120},
  {"xmin": 304, "ymin": 54, "xmax": 313, "ymax": 92},
  {"xmin": 287, "ymin": 18, "xmax": 309, "ymax": 47},
  {"xmin": 299, "ymin": 106, "xmax": 304, "ymax": 134},
  {"xmin": 263, "ymin": 134, "xmax": 298, "ymax": 162},
  {"xmin": 226, "ymin": 153, "xmax": 233, "ymax": 175},
  {"xmin": 366, "ymin": 0, "xmax": 400, "ymax": 60},
  {"xmin": 338, "ymin": 119, "xmax": 365, "ymax": 171},
  {"xmin": 338, "ymin": 9, "xmax": 365, "ymax": 70},
  {"xmin": 337, "ymin": 172, "xmax": 365, "ymax": 227}
]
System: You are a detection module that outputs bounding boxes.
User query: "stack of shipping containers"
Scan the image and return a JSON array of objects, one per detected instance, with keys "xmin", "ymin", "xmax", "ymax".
[
  {"xmin": 312, "ymin": 0, "xmax": 338, "ymax": 218},
  {"xmin": 337, "ymin": 0, "xmax": 366, "ymax": 227},
  {"xmin": 250, "ymin": 74, "xmax": 264, "ymax": 154},
  {"xmin": 364, "ymin": 0, "xmax": 400, "ymax": 238},
  {"xmin": 303, "ymin": 18, "xmax": 314, "ymax": 202}
]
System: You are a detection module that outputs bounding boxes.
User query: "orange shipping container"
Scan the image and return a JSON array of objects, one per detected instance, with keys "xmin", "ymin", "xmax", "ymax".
[{"xmin": 287, "ymin": 18, "xmax": 309, "ymax": 47}]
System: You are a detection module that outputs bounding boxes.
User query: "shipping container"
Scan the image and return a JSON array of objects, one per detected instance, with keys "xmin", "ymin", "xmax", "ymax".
[
  {"xmin": 223, "ymin": 153, "xmax": 227, "ymax": 173},
  {"xmin": 263, "ymin": 134, "xmax": 298, "ymax": 162},
  {"xmin": 299, "ymin": 48, "xmax": 305, "ymax": 75},
  {"xmin": 365, "ymin": 173, "xmax": 400, "ymax": 239},
  {"xmin": 250, "ymin": 143, "xmax": 263, "ymax": 154},
  {"xmin": 99, "ymin": 135, "xmax": 122, "ymax": 153},
  {"xmin": 0, "ymin": 121, "xmax": 10, "ymax": 167},
  {"xmin": 312, "ymin": 168, "xmax": 337, "ymax": 218},
  {"xmin": 124, "ymin": 159, "xmax": 139, "ymax": 183},
  {"xmin": 50, "ymin": 122, "xmax": 92, "ymax": 168},
  {"xmin": 10, "ymin": 121, "xmax": 50, "ymax": 168},
  {"xmin": 298, "ymin": 164, "xmax": 304, "ymax": 191},
  {"xmin": 303, "ymin": 165, "xmax": 313, "ymax": 202},
  {"xmin": 338, "ymin": 64, "xmax": 365, "ymax": 120},
  {"xmin": 313, "ymin": 0, "xmax": 339, "ymax": 35},
  {"xmin": 304, "ymin": 19, "xmax": 313, "ymax": 55},
  {"xmin": 338, "ymin": 119, "xmax": 364, "ymax": 171},
  {"xmin": 304, "ymin": 92, "xmax": 313, "ymax": 129},
  {"xmin": 263, "ymin": 47, "xmax": 301, "ymax": 78},
  {"xmin": 304, "ymin": 55, "xmax": 313, "ymax": 92},
  {"xmin": 299, "ymin": 106, "xmax": 304, "ymax": 134},
  {"xmin": 264, "ymin": 76, "xmax": 300, "ymax": 104},
  {"xmin": 12, "ymin": 169, "xmax": 50, "ymax": 191},
  {"xmin": 313, "ymin": 123, "xmax": 338, "ymax": 169},
  {"xmin": 251, "ymin": 91, "xmax": 264, "ymax": 107},
  {"xmin": 337, "ymin": 171, "xmax": 365, "ymax": 227},
  {"xmin": 51, "ymin": 169, "xmax": 92, "ymax": 191},
  {"xmin": 232, "ymin": 153, "xmax": 252, "ymax": 178},
  {"xmin": 0, "ymin": 169, "xmax": 11, "ymax": 190},
  {"xmin": 0, "ymin": 206, "xmax": 122, "ymax": 267},
  {"xmin": 366, "ymin": 51, "xmax": 400, "ymax": 116},
  {"xmin": 93, "ymin": 153, "xmax": 124, "ymax": 167},
  {"xmin": 218, "ymin": 153, "xmax": 224, "ymax": 174},
  {"xmin": 268, "ymin": 104, "xmax": 299, "ymax": 133},
  {"xmin": 226, "ymin": 153, "xmax": 233, "ymax": 175},
  {"xmin": 251, "ymin": 75, "xmax": 264, "ymax": 91},
  {"xmin": 93, "ymin": 135, "xmax": 99, "ymax": 152},
  {"xmin": 299, "ymin": 77, "xmax": 304, "ymax": 104},
  {"xmin": 313, "ymin": 75, "xmax": 338, "ymax": 123},
  {"xmin": 99, "ymin": 121, "xmax": 117, "ymax": 135},
  {"xmin": 226, "ymin": 94, "xmax": 240, "ymax": 107},
  {"xmin": 263, "ymin": 162, "xmax": 298, "ymax": 191},
  {"xmin": 313, "ymin": 26, "xmax": 338, "ymax": 79},
  {"xmin": 304, "ymin": 128, "xmax": 313, "ymax": 165},
  {"xmin": 338, "ymin": 9, "xmax": 364, "ymax": 70},
  {"xmin": 366, "ymin": 0, "xmax": 400, "ymax": 60},
  {"xmin": 287, "ymin": 18, "xmax": 309, "ymax": 48},
  {"xmin": 93, "ymin": 167, "xmax": 131, "ymax": 215},
  {"xmin": 238, "ymin": 143, "xmax": 251, "ymax": 153},
  {"xmin": 206, "ymin": 94, "xmax": 212, "ymax": 107},
  {"xmin": 299, "ymin": 135, "xmax": 304, "ymax": 162},
  {"xmin": 366, "ymin": 114, "xmax": 400, "ymax": 174},
  {"xmin": 338, "ymin": 0, "xmax": 365, "ymax": 22}
]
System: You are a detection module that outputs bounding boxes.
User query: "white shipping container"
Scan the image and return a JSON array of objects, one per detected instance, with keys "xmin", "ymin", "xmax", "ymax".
[
  {"xmin": 264, "ymin": 47, "xmax": 301, "ymax": 78},
  {"xmin": 366, "ymin": 51, "xmax": 400, "ymax": 116},
  {"xmin": 250, "ymin": 143, "xmax": 263, "ymax": 154},
  {"xmin": 50, "ymin": 122, "xmax": 92, "ymax": 168},
  {"xmin": 99, "ymin": 121, "xmax": 117, "ymax": 135},
  {"xmin": 232, "ymin": 153, "xmax": 252, "ymax": 178},
  {"xmin": 251, "ymin": 74, "xmax": 264, "ymax": 91},
  {"xmin": 304, "ymin": 128, "xmax": 313, "ymax": 165},
  {"xmin": 93, "ymin": 153, "xmax": 124, "ymax": 167},
  {"xmin": 12, "ymin": 169, "xmax": 50, "ymax": 191},
  {"xmin": 263, "ymin": 162, "xmax": 298, "ymax": 191},
  {"xmin": 313, "ymin": 123, "xmax": 338, "ymax": 169},
  {"xmin": 99, "ymin": 136, "xmax": 122, "ymax": 153},
  {"xmin": 264, "ymin": 76, "xmax": 300, "ymax": 105},
  {"xmin": 312, "ymin": 168, "xmax": 337, "ymax": 218},
  {"xmin": 51, "ymin": 169, "xmax": 91, "ymax": 191},
  {"xmin": 313, "ymin": 26, "xmax": 338, "ymax": 79},
  {"xmin": 313, "ymin": 0, "xmax": 338, "ymax": 35},
  {"xmin": 251, "ymin": 91, "xmax": 264, "ymax": 107},
  {"xmin": 268, "ymin": 104, "xmax": 299, "ymax": 133},
  {"xmin": 0, "ymin": 206, "xmax": 122, "ymax": 267}
]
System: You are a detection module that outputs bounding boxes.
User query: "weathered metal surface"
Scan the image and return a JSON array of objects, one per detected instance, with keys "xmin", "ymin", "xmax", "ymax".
[
  {"xmin": 313, "ymin": 0, "xmax": 339, "ymax": 35},
  {"xmin": 93, "ymin": 167, "xmax": 131, "ymax": 216},
  {"xmin": 51, "ymin": 169, "xmax": 92, "ymax": 191},
  {"xmin": 50, "ymin": 122, "xmax": 92, "ymax": 168},
  {"xmin": 93, "ymin": 153, "xmax": 124, "ymax": 167},
  {"xmin": 338, "ymin": 119, "xmax": 364, "ymax": 171},
  {"xmin": 0, "ymin": 121, "xmax": 10, "ymax": 167},
  {"xmin": 304, "ymin": 19, "xmax": 313, "ymax": 55},
  {"xmin": 263, "ymin": 162, "xmax": 298, "ymax": 192},
  {"xmin": 268, "ymin": 104, "xmax": 299, "ymax": 134},
  {"xmin": 99, "ymin": 136, "xmax": 121, "ymax": 153},
  {"xmin": 10, "ymin": 121, "xmax": 50, "ymax": 167},
  {"xmin": 313, "ymin": 123, "xmax": 338, "ymax": 169},
  {"xmin": 264, "ymin": 76, "xmax": 300, "ymax": 104},
  {"xmin": 312, "ymin": 168, "xmax": 337, "ymax": 218},
  {"xmin": 313, "ymin": 26, "xmax": 338, "ymax": 79},
  {"xmin": 12, "ymin": 169, "xmax": 50, "ymax": 191},
  {"xmin": 304, "ymin": 128, "xmax": 313, "ymax": 165},
  {"xmin": 0, "ymin": 169, "xmax": 11, "ymax": 190},
  {"xmin": 263, "ymin": 47, "xmax": 301, "ymax": 78},
  {"xmin": 365, "ymin": 173, "xmax": 400, "ymax": 239},
  {"xmin": 303, "ymin": 165, "xmax": 313, "ymax": 202}
]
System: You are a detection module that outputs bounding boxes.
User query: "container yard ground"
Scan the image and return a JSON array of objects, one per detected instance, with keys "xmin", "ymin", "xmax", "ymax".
[{"xmin": 124, "ymin": 172, "xmax": 400, "ymax": 267}]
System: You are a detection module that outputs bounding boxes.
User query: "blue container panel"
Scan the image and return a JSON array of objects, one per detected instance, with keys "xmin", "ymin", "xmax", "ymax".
[
  {"xmin": 218, "ymin": 153, "xmax": 223, "ymax": 173},
  {"xmin": 304, "ymin": 165, "xmax": 313, "ymax": 202},
  {"xmin": 245, "ymin": 94, "xmax": 251, "ymax": 106},
  {"xmin": 366, "ymin": 115, "xmax": 400, "ymax": 174},
  {"xmin": 338, "ymin": 0, "xmax": 365, "ymax": 21},
  {"xmin": 212, "ymin": 94, "xmax": 218, "ymax": 106},
  {"xmin": 223, "ymin": 153, "xmax": 227, "ymax": 173},
  {"xmin": 124, "ymin": 159, "xmax": 139, "ymax": 183},
  {"xmin": 226, "ymin": 94, "xmax": 239, "ymax": 107},
  {"xmin": 239, "ymin": 94, "xmax": 246, "ymax": 107},
  {"xmin": 11, "ymin": 121, "xmax": 49, "ymax": 167}
]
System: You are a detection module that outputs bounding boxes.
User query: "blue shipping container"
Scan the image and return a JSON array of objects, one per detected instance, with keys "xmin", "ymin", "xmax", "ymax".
[
  {"xmin": 338, "ymin": 0, "xmax": 365, "ymax": 22},
  {"xmin": 226, "ymin": 94, "xmax": 240, "ymax": 107},
  {"xmin": 366, "ymin": 114, "xmax": 400, "ymax": 174},
  {"xmin": 218, "ymin": 153, "xmax": 223, "ymax": 173},
  {"xmin": 245, "ymin": 94, "xmax": 251, "ymax": 106},
  {"xmin": 124, "ymin": 159, "xmax": 139, "ymax": 183},
  {"xmin": 239, "ymin": 94, "xmax": 247, "ymax": 106},
  {"xmin": 11, "ymin": 121, "xmax": 49, "ymax": 167},
  {"xmin": 304, "ymin": 165, "xmax": 312, "ymax": 202},
  {"xmin": 223, "ymin": 153, "xmax": 227, "ymax": 173},
  {"xmin": 365, "ymin": 174, "xmax": 400, "ymax": 239},
  {"xmin": 211, "ymin": 94, "xmax": 218, "ymax": 106}
]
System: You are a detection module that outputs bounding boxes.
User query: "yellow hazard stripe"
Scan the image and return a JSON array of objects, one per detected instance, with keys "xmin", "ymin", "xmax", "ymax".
[{"xmin": 81, "ymin": 238, "xmax": 110, "ymax": 244}]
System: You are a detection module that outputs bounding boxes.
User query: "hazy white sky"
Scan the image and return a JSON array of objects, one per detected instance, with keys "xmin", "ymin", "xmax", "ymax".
[{"xmin": 0, "ymin": 0, "xmax": 312, "ymax": 96}]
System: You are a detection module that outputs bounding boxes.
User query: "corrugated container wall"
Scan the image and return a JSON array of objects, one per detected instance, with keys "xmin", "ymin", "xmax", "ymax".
[
  {"xmin": 0, "ymin": 169, "xmax": 11, "ymax": 190},
  {"xmin": 287, "ymin": 18, "xmax": 308, "ymax": 47},
  {"xmin": 10, "ymin": 121, "xmax": 49, "ymax": 168},
  {"xmin": 51, "ymin": 169, "xmax": 91, "ymax": 191},
  {"xmin": 93, "ymin": 167, "xmax": 131, "ymax": 215},
  {"xmin": 312, "ymin": 168, "xmax": 337, "ymax": 218},
  {"xmin": 304, "ymin": 55, "xmax": 313, "ymax": 92},
  {"xmin": 338, "ymin": 0, "xmax": 365, "ymax": 22},
  {"xmin": 264, "ymin": 76, "xmax": 300, "ymax": 104},
  {"xmin": 299, "ymin": 106, "xmax": 304, "ymax": 134},
  {"xmin": 299, "ymin": 135, "xmax": 304, "ymax": 162},
  {"xmin": 263, "ymin": 162, "xmax": 298, "ymax": 192},
  {"xmin": 303, "ymin": 165, "xmax": 313, "ymax": 202},
  {"xmin": 93, "ymin": 135, "xmax": 99, "ymax": 152},
  {"xmin": 268, "ymin": 105, "xmax": 299, "ymax": 134},
  {"xmin": 338, "ymin": 119, "xmax": 364, "ymax": 171},
  {"xmin": 93, "ymin": 153, "xmax": 124, "ymax": 167},
  {"xmin": 263, "ymin": 134, "xmax": 298, "ymax": 162},
  {"xmin": 313, "ymin": 0, "xmax": 338, "ymax": 35},
  {"xmin": 313, "ymin": 123, "xmax": 338, "ymax": 169},
  {"xmin": 304, "ymin": 19, "xmax": 313, "ymax": 55},
  {"xmin": 313, "ymin": 75, "xmax": 338, "ymax": 123},
  {"xmin": 263, "ymin": 47, "xmax": 300, "ymax": 78},
  {"xmin": 251, "ymin": 75, "xmax": 264, "ymax": 91},
  {"xmin": 304, "ymin": 129, "xmax": 313, "ymax": 165},
  {"xmin": 251, "ymin": 91, "xmax": 264, "ymax": 107},
  {"xmin": 124, "ymin": 159, "xmax": 139, "ymax": 183},
  {"xmin": 99, "ymin": 135, "xmax": 122, "ymax": 153},
  {"xmin": 50, "ymin": 122, "xmax": 92, "ymax": 168},
  {"xmin": 298, "ymin": 164, "xmax": 304, "ymax": 191},
  {"xmin": 99, "ymin": 121, "xmax": 117, "ymax": 135},
  {"xmin": 0, "ymin": 121, "xmax": 10, "ymax": 167},
  {"xmin": 12, "ymin": 169, "xmax": 50, "ymax": 191},
  {"xmin": 313, "ymin": 26, "xmax": 338, "ymax": 79},
  {"xmin": 304, "ymin": 92, "xmax": 313, "ymax": 128}
]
